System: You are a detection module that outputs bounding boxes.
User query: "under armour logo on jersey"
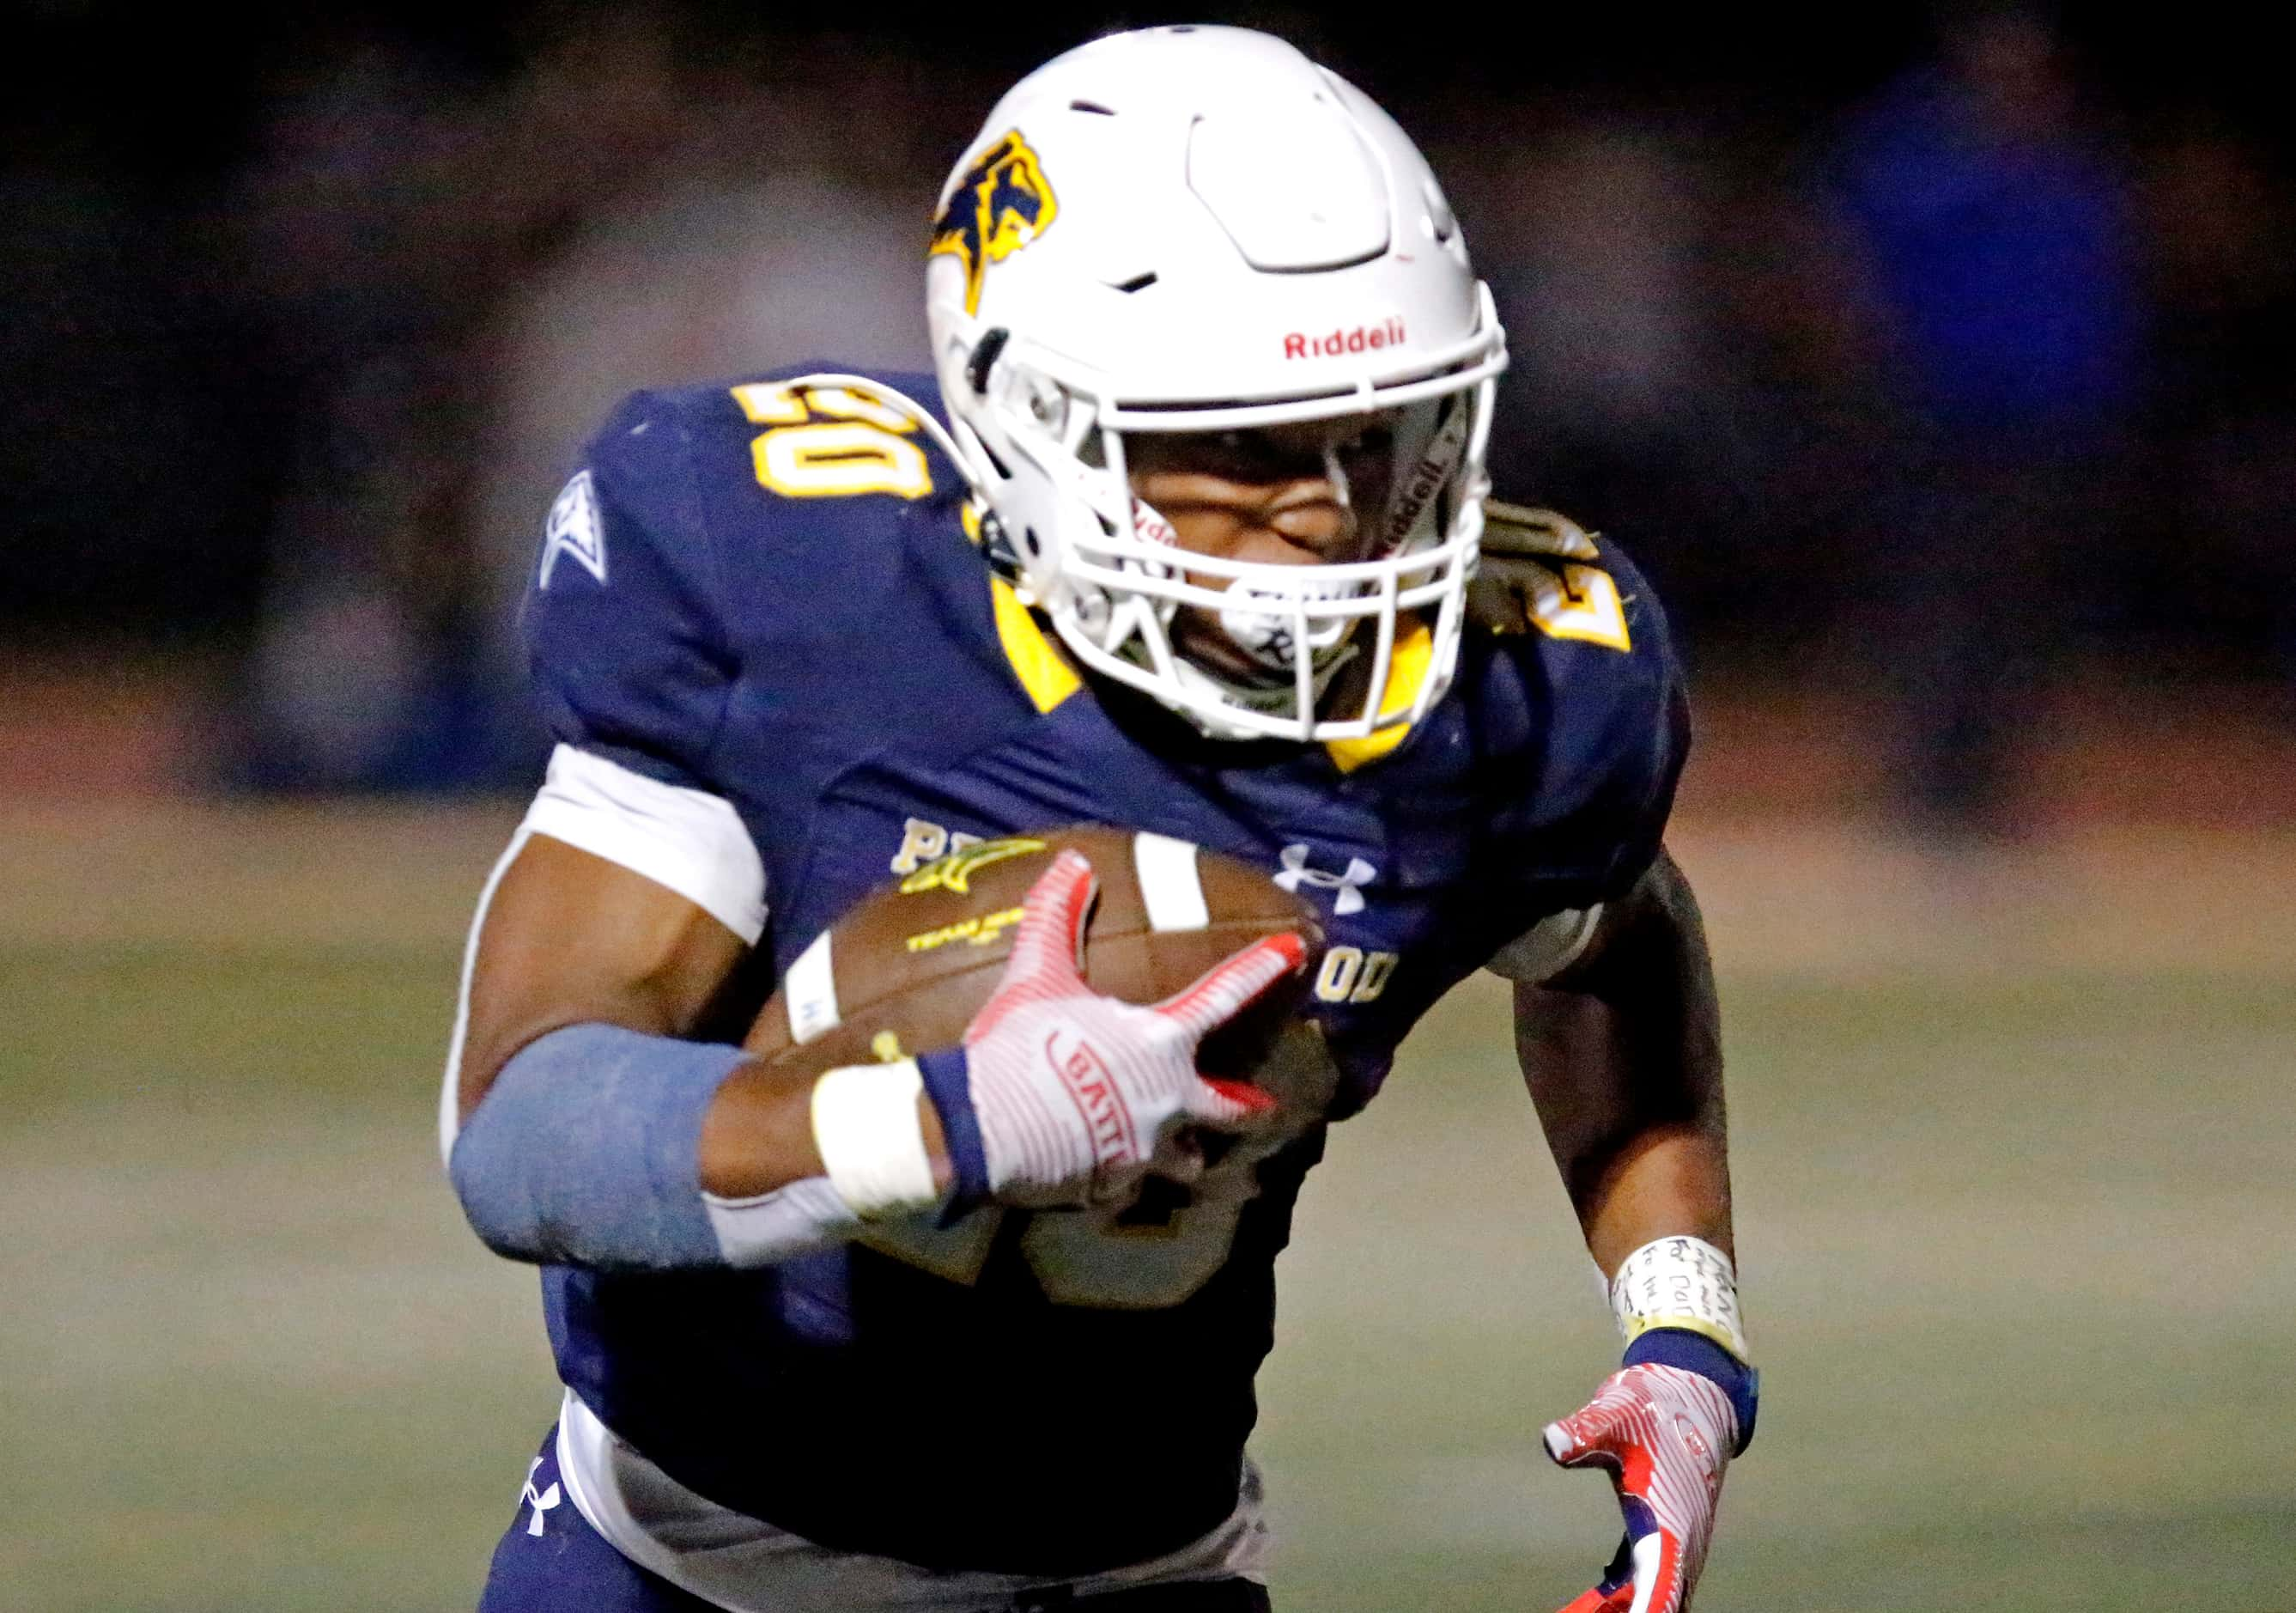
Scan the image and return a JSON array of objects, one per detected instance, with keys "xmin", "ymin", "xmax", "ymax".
[
  {"xmin": 538, "ymin": 470, "xmax": 606, "ymax": 589},
  {"xmin": 1274, "ymin": 843, "xmax": 1376, "ymax": 916},
  {"xmin": 521, "ymin": 1457, "xmax": 562, "ymax": 1537}
]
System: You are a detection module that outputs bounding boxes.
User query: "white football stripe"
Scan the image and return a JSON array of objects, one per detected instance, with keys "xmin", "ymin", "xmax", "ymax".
[
  {"xmin": 784, "ymin": 930, "xmax": 841, "ymax": 1044},
  {"xmin": 1133, "ymin": 832, "xmax": 1209, "ymax": 932}
]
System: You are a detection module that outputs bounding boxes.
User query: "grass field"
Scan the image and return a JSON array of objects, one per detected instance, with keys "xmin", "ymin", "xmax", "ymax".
[{"xmin": 4, "ymin": 803, "xmax": 2293, "ymax": 1610}]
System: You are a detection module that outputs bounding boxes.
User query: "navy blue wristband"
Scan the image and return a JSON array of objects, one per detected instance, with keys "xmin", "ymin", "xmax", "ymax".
[
  {"xmin": 1625, "ymin": 1328, "xmax": 1759, "ymax": 1455},
  {"xmin": 915, "ymin": 1046, "xmax": 989, "ymax": 1218}
]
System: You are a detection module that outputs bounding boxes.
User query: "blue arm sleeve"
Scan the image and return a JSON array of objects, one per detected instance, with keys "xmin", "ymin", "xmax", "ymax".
[{"xmin": 449, "ymin": 1023, "xmax": 749, "ymax": 1270}]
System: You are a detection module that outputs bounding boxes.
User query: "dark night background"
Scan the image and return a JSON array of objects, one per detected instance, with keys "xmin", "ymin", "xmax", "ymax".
[
  {"xmin": 9, "ymin": 15, "xmax": 2296, "ymax": 1611},
  {"xmin": 6, "ymin": 2, "xmax": 2293, "ymax": 824}
]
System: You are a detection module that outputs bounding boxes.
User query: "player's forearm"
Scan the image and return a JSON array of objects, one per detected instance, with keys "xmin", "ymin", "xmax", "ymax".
[
  {"xmin": 452, "ymin": 1024, "xmax": 953, "ymax": 1271},
  {"xmin": 1516, "ymin": 851, "xmax": 1732, "ymax": 1277},
  {"xmin": 1573, "ymin": 1119, "xmax": 1731, "ymax": 1276},
  {"xmin": 698, "ymin": 1062, "xmax": 950, "ymax": 1199}
]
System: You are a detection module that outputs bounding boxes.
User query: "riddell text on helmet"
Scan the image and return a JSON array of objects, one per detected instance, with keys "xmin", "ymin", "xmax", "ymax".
[{"xmin": 1282, "ymin": 318, "xmax": 1406, "ymax": 360}]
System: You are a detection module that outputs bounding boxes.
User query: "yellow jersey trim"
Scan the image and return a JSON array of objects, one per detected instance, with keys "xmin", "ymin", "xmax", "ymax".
[
  {"xmin": 1323, "ymin": 620, "xmax": 1434, "ymax": 774},
  {"xmin": 991, "ymin": 578, "xmax": 1081, "ymax": 715}
]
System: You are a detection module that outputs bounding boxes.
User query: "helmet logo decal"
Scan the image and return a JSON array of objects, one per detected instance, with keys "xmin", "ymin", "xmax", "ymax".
[{"xmin": 929, "ymin": 130, "xmax": 1059, "ymax": 315}]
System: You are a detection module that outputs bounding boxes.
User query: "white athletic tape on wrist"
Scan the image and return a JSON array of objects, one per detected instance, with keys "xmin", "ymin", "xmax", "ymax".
[
  {"xmin": 1610, "ymin": 1235, "xmax": 1750, "ymax": 1362},
  {"xmin": 810, "ymin": 1059, "xmax": 938, "ymax": 1218}
]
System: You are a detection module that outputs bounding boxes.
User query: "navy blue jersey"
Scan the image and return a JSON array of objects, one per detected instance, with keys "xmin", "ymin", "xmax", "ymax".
[{"xmin": 517, "ymin": 366, "xmax": 1687, "ymax": 1575}]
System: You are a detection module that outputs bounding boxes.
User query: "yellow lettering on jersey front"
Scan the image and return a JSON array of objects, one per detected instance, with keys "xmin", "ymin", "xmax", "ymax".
[
  {"xmin": 890, "ymin": 818, "xmax": 949, "ymax": 875},
  {"xmin": 890, "ymin": 818, "xmax": 985, "ymax": 875},
  {"xmin": 1313, "ymin": 946, "xmax": 1398, "ymax": 1004}
]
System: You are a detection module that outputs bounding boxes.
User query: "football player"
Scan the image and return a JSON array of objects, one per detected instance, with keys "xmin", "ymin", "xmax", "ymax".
[{"xmin": 443, "ymin": 25, "xmax": 1755, "ymax": 1613}]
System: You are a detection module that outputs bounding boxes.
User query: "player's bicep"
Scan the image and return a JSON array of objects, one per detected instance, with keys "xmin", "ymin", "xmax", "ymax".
[
  {"xmin": 446, "ymin": 746, "xmax": 765, "ymax": 1137},
  {"xmin": 1507, "ymin": 848, "xmax": 1720, "ymax": 1130},
  {"xmin": 1502, "ymin": 848, "xmax": 1701, "ymax": 998}
]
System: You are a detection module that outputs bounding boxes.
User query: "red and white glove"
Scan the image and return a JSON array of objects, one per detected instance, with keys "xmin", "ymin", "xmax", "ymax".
[
  {"xmin": 947, "ymin": 849, "xmax": 1303, "ymax": 1208},
  {"xmin": 1544, "ymin": 1363, "xmax": 1738, "ymax": 1613}
]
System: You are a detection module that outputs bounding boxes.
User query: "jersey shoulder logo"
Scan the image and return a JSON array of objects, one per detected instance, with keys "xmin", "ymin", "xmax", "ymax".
[
  {"xmin": 929, "ymin": 130, "xmax": 1058, "ymax": 315},
  {"xmin": 538, "ymin": 470, "xmax": 607, "ymax": 589}
]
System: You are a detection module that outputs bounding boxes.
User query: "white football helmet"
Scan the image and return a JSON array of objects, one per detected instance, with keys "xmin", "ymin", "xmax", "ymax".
[{"xmin": 921, "ymin": 25, "xmax": 1507, "ymax": 741}]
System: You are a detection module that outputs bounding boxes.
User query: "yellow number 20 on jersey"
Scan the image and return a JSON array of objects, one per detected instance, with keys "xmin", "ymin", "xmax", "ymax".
[{"xmin": 732, "ymin": 381, "xmax": 935, "ymax": 502}]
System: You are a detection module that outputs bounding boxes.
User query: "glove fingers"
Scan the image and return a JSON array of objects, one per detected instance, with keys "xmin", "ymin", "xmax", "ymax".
[
  {"xmin": 1153, "ymin": 931, "xmax": 1307, "ymax": 1039},
  {"xmin": 972, "ymin": 851, "xmax": 1096, "ymax": 1038}
]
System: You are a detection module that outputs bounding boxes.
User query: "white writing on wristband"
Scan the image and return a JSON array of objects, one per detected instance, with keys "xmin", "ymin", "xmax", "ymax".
[
  {"xmin": 810, "ymin": 1059, "xmax": 939, "ymax": 1218},
  {"xmin": 1609, "ymin": 1234, "xmax": 1749, "ymax": 1362}
]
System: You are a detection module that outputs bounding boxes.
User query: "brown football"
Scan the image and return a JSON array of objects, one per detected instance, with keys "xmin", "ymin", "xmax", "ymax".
[{"xmin": 744, "ymin": 825, "xmax": 1325, "ymax": 1093}]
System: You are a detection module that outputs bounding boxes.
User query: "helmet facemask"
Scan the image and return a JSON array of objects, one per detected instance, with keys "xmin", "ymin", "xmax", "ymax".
[{"xmin": 951, "ymin": 322, "xmax": 1499, "ymax": 744}]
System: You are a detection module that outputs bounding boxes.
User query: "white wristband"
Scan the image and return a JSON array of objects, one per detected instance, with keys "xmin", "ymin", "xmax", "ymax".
[
  {"xmin": 810, "ymin": 1059, "xmax": 939, "ymax": 1218},
  {"xmin": 1610, "ymin": 1235, "xmax": 1750, "ymax": 1362}
]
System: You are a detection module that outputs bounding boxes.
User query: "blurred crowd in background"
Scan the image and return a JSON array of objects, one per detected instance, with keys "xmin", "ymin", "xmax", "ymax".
[{"xmin": 4, "ymin": 3, "xmax": 2290, "ymax": 831}]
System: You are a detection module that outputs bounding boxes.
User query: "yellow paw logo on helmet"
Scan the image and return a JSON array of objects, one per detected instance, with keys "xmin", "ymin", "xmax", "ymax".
[{"xmin": 929, "ymin": 131, "xmax": 1058, "ymax": 315}]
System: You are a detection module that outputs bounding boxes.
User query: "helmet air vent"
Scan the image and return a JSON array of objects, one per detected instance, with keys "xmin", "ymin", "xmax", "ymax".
[
  {"xmin": 1110, "ymin": 271, "xmax": 1159, "ymax": 293},
  {"xmin": 1069, "ymin": 99, "xmax": 1117, "ymax": 115},
  {"xmin": 1423, "ymin": 179, "xmax": 1457, "ymax": 244},
  {"xmin": 966, "ymin": 326, "xmax": 1011, "ymax": 396}
]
